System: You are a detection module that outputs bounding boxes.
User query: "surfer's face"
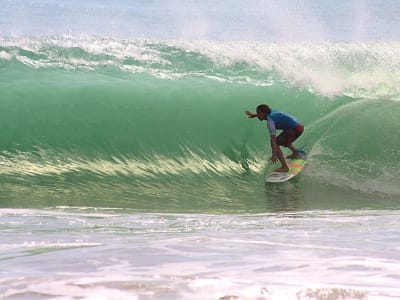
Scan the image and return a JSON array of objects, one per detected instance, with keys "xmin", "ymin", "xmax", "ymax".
[{"xmin": 256, "ymin": 110, "xmax": 266, "ymax": 121}]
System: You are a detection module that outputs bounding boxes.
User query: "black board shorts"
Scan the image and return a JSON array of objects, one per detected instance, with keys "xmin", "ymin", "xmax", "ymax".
[{"xmin": 277, "ymin": 124, "xmax": 304, "ymax": 147}]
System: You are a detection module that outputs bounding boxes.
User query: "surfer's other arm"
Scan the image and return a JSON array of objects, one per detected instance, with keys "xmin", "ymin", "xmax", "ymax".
[{"xmin": 270, "ymin": 135, "xmax": 279, "ymax": 164}]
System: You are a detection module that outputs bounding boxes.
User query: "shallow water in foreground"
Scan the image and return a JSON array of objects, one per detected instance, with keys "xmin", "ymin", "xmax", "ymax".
[{"xmin": 1, "ymin": 207, "xmax": 400, "ymax": 299}]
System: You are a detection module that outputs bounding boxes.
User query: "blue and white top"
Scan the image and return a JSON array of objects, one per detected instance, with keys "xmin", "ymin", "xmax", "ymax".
[{"xmin": 266, "ymin": 110, "xmax": 300, "ymax": 136}]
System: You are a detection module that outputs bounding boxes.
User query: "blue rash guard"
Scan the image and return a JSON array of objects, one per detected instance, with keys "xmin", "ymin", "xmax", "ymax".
[{"xmin": 266, "ymin": 110, "xmax": 300, "ymax": 136}]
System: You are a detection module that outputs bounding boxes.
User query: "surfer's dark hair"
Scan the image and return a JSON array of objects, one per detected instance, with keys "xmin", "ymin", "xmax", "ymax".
[{"xmin": 256, "ymin": 104, "xmax": 271, "ymax": 114}]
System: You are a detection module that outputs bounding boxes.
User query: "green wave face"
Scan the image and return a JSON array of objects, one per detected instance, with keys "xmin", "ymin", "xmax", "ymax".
[{"xmin": 1, "ymin": 37, "xmax": 400, "ymax": 210}]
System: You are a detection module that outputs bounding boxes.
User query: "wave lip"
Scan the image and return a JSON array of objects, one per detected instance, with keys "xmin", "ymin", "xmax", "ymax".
[{"xmin": 2, "ymin": 36, "xmax": 400, "ymax": 98}]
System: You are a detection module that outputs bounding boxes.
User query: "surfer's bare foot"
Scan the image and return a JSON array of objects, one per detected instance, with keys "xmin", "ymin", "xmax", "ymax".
[
  {"xmin": 274, "ymin": 166, "xmax": 289, "ymax": 172},
  {"xmin": 286, "ymin": 151, "xmax": 301, "ymax": 159}
]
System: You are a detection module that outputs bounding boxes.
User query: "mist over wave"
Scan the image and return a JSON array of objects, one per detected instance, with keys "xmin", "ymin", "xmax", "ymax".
[{"xmin": 2, "ymin": 0, "xmax": 400, "ymax": 40}]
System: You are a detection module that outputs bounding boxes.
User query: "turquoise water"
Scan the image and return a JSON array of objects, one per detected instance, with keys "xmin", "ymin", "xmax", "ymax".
[
  {"xmin": 1, "ymin": 1, "xmax": 400, "ymax": 299},
  {"xmin": 1, "ymin": 37, "xmax": 399, "ymax": 211}
]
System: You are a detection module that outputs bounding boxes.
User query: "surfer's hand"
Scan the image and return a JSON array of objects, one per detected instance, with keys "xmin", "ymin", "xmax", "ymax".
[
  {"xmin": 270, "ymin": 154, "xmax": 278, "ymax": 164},
  {"xmin": 245, "ymin": 111, "xmax": 256, "ymax": 118}
]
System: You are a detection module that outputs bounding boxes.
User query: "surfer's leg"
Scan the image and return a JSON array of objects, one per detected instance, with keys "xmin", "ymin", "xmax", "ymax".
[
  {"xmin": 277, "ymin": 129, "xmax": 298, "ymax": 159},
  {"xmin": 285, "ymin": 125, "xmax": 304, "ymax": 158},
  {"xmin": 275, "ymin": 147, "xmax": 289, "ymax": 172},
  {"xmin": 275, "ymin": 133, "xmax": 290, "ymax": 172},
  {"xmin": 286, "ymin": 144, "xmax": 301, "ymax": 159}
]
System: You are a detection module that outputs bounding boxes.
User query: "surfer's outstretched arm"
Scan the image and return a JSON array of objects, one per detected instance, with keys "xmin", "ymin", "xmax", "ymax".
[{"xmin": 245, "ymin": 111, "xmax": 257, "ymax": 118}]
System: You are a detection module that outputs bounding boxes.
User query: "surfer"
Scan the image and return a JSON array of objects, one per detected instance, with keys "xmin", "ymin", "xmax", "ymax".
[{"xmin": 245, "ymin": 104, "xmax": 304, "ymax": 172}]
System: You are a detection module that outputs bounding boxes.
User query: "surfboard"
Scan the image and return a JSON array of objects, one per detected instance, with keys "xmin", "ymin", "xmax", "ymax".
[{"xmin": 265, "ymin": 150, "xmax": 307, "ymax": 183}]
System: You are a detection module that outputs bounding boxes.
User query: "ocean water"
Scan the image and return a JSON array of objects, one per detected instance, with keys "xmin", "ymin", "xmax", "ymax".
[{"xmin": 1, "ymin": 1, "xmax": 400, "ymax": 299}]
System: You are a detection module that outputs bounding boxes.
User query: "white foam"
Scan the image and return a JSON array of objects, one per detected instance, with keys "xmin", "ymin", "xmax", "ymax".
[{"xmin": 2, "ymin": 36, "xmax": 400, "ymax": 99}]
